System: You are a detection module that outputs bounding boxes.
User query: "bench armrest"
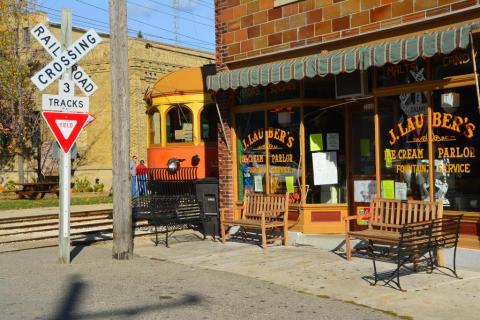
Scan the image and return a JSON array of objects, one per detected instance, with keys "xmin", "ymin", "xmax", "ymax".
[
  {"xmin": 343, "ymin": 214, "xmax": 370, "ymax": 221},
  {"xmin": 220, "ymin": 207, "xmax": 231, "ymax": 222},
  {"xmin": 344, "ymin": 214, "xmax": 370, "ymax": 234}
]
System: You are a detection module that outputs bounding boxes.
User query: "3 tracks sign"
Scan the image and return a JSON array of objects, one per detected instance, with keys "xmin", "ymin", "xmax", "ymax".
[{"xmin": 31, "ymin": 23, "xmax": 101, "ymax": 153}]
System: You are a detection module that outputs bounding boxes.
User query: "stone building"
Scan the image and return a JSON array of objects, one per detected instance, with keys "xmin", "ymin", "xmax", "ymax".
[{"xmin": 19, "ymin": 12, "xmax": 214, "ymax": 189}]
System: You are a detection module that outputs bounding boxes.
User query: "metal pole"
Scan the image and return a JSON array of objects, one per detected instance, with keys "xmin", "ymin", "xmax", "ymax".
[
  {"xmin": 469, "ymin": 31, "xmax": 480, "ymax": 112},
  {"xmin": 214, "ymin": 100, "xmax": 231, "ymax": 154},
  {"xmin": 59, "ymin": 8, "xmax": 72, "ymax": 264},
  {"xmin": 110, "ymin": 0, "xmax": 133, "ymax": 260}
]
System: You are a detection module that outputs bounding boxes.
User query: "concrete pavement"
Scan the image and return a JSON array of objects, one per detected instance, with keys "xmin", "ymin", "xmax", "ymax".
[
  {"xmin": 132, "ymin": 231, "xmax": 480, "ymax": 320},
  {"xmin": 0, "ymin": 245, "xmax": 396, "ymax": 320}
]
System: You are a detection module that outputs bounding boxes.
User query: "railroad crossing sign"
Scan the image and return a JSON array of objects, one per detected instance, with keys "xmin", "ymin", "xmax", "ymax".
[
  {"xmin": 42, "ymin": 79, "xmax": 89, "ymax": 113},
  {"xmin": 30, "ymin": 23, "xmax": 101, "ymax": 94},
  {"xmin": 31, "ymin": 23, "xmax": 99, "ymax": 153}
]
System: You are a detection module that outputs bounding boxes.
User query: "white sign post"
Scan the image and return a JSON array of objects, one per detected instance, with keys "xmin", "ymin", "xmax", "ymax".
[{"xmin": 31, "ymin": 11, "xmax": 100, "ymax": 264}]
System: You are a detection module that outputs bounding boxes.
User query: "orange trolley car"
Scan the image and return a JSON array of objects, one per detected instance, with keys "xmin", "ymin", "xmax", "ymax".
[{"xmin": 144, "ymin": 66, "xmax": 218, "ymax": 178}]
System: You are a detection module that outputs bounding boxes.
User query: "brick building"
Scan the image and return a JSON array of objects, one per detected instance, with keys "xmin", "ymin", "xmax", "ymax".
[{"xmin": 208, "ymin": 0, "xmax": 480, "ymax": 247}]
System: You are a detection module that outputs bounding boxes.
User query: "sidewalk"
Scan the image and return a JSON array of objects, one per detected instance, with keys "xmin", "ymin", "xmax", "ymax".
[{"xmin": 132, "ymin": 232, "xmax": 480, "ymax": 320}]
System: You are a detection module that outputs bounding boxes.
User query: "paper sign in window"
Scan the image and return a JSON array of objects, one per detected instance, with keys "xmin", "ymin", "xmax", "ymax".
[
  {"xmin": 309, "ymin": 133, "xmax": 323, "ymax": 151},
  {"xmin": 395, "ymin": 182, "xmax": 407, "ymax": 200},
  {"xmin": 382, "ymin": 180, "xmax": 395, "ymax": 199},
  {"xmin": 312, "ymin": 151, "xmax": 338, "ymax": 185},
  {"xmin": 360, "ymin": 139, "xmax": 370, "ymax": 157},
  {"xmin": 326, "ymin": 133, "xmax": 339, "ymax": 150},
  {"xmin": 254, "ymin": 175, "xmax": 263, "ymax": 192},
  {"xmin": 353, "ymin": 180, "xmax": 376, "ymax": 202},
  {"xmin": 285, "ymin": 176, "xmax": 294, "ymax": 193}
]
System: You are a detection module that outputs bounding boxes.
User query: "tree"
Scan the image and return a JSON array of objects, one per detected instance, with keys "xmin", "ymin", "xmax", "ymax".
[{"xmin": 0, "ymin": 0, "xmax": 42, "ymax": 179}]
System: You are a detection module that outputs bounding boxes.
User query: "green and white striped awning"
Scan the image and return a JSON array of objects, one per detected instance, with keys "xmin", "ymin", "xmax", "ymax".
[{"xmin": 207, "ymin": 23, "xmax": 477, "ymax": 92}]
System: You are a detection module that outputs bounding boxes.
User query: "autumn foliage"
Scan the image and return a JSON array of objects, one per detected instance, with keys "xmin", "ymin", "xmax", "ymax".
[{"xmin": 0, "ymin": 0, "xmax": 41, "ymax": 170}]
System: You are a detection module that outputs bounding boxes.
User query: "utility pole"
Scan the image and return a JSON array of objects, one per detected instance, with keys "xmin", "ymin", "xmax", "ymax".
[
  {"xmin": 59, "ymin": 8, "xmax": 72, "ymax": 264},
  {"xmin": 109, "ymin": 0, "xmax": 133, "ymax": 260}
]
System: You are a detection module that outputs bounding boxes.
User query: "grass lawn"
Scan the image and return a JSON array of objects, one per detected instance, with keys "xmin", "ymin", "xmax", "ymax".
[{"xmin": 0, "ymin": 194, "xmax": 112, "ymax": 210}]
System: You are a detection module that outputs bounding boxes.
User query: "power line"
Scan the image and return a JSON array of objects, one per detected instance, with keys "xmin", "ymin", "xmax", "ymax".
[
  {"xmin": 73, "ymin": 0, "xmax": 213, "ymax": 46},
  {"xmin": 127, "ymin": 0, "xmax": 213, "ymax": 28},
  {"xmin": 191, "ymin": 0, "xmax": 214, "ymax": 9},
  {"xmin": 147, "ymin": 0, "xmax": 212, "ymax": 21},
  {"xmin": 33, "ymin": 3, "xmax": 213, "ymax": 50}
]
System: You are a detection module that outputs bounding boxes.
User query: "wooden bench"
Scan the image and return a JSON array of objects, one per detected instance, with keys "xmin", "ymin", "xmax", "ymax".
[
  {"xmin": 344, "ymin": 197, "xmax": 443, "ymax": 260},
  {"xmin": 220, "ymin": 192, "xmax": 289, "ymax": 248},
  {"xmin": 15, "ymin": 182, "xmax": 59, "ymax": 199}
]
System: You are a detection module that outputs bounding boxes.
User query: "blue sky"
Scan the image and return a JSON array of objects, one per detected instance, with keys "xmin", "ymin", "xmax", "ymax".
[{"xmin": 34, "ymin": 0, "xmax": 215, "ymax": 52}]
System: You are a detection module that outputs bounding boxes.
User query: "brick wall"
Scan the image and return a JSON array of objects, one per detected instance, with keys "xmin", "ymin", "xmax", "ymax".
[
  {"xmin": 215, "ymin": 0, "xmax": 480, "ymax": 66},
  {"xmin": 215, "ymin": 90, "xmax": 235, "ymax": 218}
]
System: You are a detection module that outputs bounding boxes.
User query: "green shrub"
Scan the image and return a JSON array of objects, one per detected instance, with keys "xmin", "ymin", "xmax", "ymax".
[
  {"xmin": 73, "ymin": 177, "xmax": 91, "ymax": 192},
  {"xmin": 93, "ymin": 182, "xmax": 104, "ymax": 193},
  {"xmin": 5, "ymin": 180, "xmax": 17, "ymax": 192}
]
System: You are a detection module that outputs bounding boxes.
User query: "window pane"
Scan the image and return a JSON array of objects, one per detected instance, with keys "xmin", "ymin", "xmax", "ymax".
[
  {"xmin": 379, "ymin": 93, "xmax": 430, "ymax": 201},
  {"xmin": 376, "ymin": 60, "xmax": 427, "ymax": 88},
  {"xmin": 166, "ymin": 106, "xmax": 193, "ymax": 143},
  {"xmin": 148, "ymin": 110, "xmax": 161, "ymax": 145},
  {"xmin": 304, "ymin": 107, "xmax": 346, "ymax": 204},
  {"xmin": 200, "ymin": 104, "xmax": 218, "ymax": 143},
  {"xmin": 432, "ymin": 86, "xmax": 480, "ymax": 211},
  {"xmin": 236, "ymin": 111, "xmax": 266, "ymax": 200},
  {"xmin": 267, "ymin": 107, "xmax": 301, "ymax": 203}
]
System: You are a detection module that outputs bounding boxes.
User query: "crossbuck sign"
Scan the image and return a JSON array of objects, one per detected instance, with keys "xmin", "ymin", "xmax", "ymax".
[
  {"xmin": 31, "ymin": 23, "xmax": 101, "ymax": 95},
  {"xmin": 31, "ymin": 23, "xmax": 100, "ymax": 153}
]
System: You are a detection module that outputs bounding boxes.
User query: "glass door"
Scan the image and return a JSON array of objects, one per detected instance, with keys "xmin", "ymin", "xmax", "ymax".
[{"xmin": 348, "ymin": 103, "xmax": 375, "ymax": 227}]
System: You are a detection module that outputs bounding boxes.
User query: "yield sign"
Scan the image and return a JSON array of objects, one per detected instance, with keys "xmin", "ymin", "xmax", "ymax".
[{"xmin": 42, "ymin": 111, "xmax": 89, "ymax": 153}]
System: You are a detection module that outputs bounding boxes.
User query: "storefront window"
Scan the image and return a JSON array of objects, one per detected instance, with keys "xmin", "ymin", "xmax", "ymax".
[
  {"xmin": 268, "ymin": 107, "xmax": 301, "ymax": 203},
  {"xmin": 304, "ymin": 107, "xmax": 346, "ymax": 204},
  {"xmin": 304, "ymin": 76, "xmax": 336, "ymax": 99},
  {"xmin": 431, "ymin": 43, "xmax": 480, "ymax": 80},
  {"xmin": 379, "ymin": 93, "xmax": 430, "ymax": 201},
  {"xmin": 266, "ymin": 82, "xmax": 300, "ymax": 101},
  {"xmin": 235, "ymin": 86, "xmax": 264, "ymax": 105},
  {"xmin": 166, "ymin": 105, "xmax": 193, "ymax": 143},
  {"xmin": 376, "ymin": 59, "xmax": 427, "ymax": 88},
  {"xmin": 236, "ymin": 111, "xmax": 266, "ymax": 200},
  {"xmin": 148, "ymin": 109, "xmax": 161, "ymax": 145},
  {"xmin": 200, "ymin": 104, "xmax": 218, "ymax": 143},
  {"xmin": 432, "ymin": 86, "xmax": 480, "ymax": 211}
]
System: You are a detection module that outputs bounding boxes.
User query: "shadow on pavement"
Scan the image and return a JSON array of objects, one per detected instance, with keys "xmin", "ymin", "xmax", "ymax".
[{"xmin": 51, "ymin": 274, "xmax": 203, "ymax": 319}]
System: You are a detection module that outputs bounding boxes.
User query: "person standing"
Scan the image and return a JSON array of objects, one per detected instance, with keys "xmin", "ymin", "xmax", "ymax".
[
  {"xmin": 130, "ymin": 155, "xmax": 138, "ymax": 197},
  {"xmin": 136, "ymin": 160, "xmax": 148, "ymax": 196}
]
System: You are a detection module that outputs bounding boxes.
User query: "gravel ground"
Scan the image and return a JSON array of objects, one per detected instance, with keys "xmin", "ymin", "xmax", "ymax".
[{"xmin": 0, "ymin": 245, "xmax": 399, "ymax": 320}]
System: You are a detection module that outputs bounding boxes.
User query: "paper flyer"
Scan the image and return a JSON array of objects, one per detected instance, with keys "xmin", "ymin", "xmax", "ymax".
[{"xmin": 309, "ymin": 133, "xmax": 323, "ymax": 151}]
